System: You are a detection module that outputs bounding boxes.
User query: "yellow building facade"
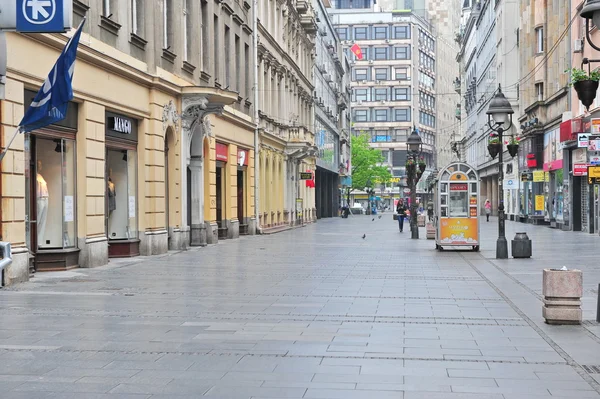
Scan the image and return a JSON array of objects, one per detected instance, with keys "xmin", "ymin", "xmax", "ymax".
[{"xmin": 1, "ymin": 0, "xmax": 256, "ymax": 285}]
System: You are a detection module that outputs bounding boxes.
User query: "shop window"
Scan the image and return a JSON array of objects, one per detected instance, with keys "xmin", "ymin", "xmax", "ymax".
[
  {"xmin": 106, "ymin": 149, "xmax": 138, "ymax": 241},
  {"xmin": 33, "ymin": 138, "xmax": 77, "ymax": 249}
]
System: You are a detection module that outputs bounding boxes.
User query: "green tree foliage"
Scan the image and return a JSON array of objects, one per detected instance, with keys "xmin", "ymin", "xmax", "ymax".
[{"xmin": 349, "ymin": 133, "xmax": 392, "ymax": 192}]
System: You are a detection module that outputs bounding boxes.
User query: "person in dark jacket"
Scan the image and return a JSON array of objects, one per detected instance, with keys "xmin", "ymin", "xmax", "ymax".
[{"xmin": 396, "ymin": 199, "xmax": 408, "ymax": 232}]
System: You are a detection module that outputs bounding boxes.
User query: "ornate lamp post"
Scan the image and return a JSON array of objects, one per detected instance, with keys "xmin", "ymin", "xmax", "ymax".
[
  {"xmin": 581, "ymin": 1, "xmax": 600, "ymax": 51},
  {"xmin": 486, "ymin": 85, "xmax": 514, "ymax": 259},
  {"xmin": 406, "ymin": 126, "xmax": 424, "ymax": 239}
]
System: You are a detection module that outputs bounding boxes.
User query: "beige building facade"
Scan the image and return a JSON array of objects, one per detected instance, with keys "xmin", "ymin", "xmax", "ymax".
[
  {"xmin": 1, "ymin": 0, "xmax": 256, "ymax": 285},
  {"xmin": 255, "ymin": 0, "xmax": 318, "ymax": 230}
]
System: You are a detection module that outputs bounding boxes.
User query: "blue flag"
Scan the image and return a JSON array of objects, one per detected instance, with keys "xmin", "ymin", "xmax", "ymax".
[{"xmin": 19, "ymin": 19, "xmax": 85, "ymax": 133}]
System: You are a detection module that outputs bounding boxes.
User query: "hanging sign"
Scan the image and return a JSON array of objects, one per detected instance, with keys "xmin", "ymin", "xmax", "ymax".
[
  {"xmin": 591, "ymin": 119, "xmax": 600, "ymax": 134},
  {"xmin": 532, "ymin": 170, "xmax": 545, "ymax": 182},
  {"xmin": 588, "ymin": 165, "xmax": 600, "ymax": 179},
  {"xmin": 449, "ymin": 183, "xmax": 468, "ymax": 191},
  {"xmin": 216, "ymin": 142, "xmax": 228, "ymax": 162},
  {"xmin": 578, "ymin": 133, "xmax": 590, "ymax": 148},
  {"xmin": 299, "ymin": 172, "xmax": 312, "ymax": 180},
  {"xmin": 237, "ymin": 149, "xmax": 248, "ymax": 166},
  {"xmin": 590, "ymin": 151, "xmax": 600, "ymax": 165}
]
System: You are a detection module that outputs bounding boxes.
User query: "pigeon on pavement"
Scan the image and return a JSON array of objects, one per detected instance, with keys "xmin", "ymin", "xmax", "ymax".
[{"xmin": 362, "ymin": 234, "xmax": 366, "ymax": 239}]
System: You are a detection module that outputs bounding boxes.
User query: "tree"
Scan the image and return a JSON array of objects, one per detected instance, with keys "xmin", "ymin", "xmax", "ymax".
[{"xmin": 345, "ymin": 133, "xmax": 392, "ymax": 207}]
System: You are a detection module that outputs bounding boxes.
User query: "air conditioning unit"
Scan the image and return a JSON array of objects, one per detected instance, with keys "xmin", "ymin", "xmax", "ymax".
[
  {"xmin": 385, "ymin": 39, "xmax": 390, "ymax": 43},
  {"xmin": 358, "ymin": 100, "xmax": 363, "ymax": 105},
  {"xmin": 369, "ymin": 60, "xmax": 374, "ymax": 64},
  {"xmin": 574, "ymin": 39, "xmax": 584, "ymax": 53}
]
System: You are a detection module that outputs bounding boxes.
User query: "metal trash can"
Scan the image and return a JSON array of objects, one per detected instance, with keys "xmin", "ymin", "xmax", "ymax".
[{"xmin": 512, "ymin": 232, "xmax": 532, "ymax": 258}]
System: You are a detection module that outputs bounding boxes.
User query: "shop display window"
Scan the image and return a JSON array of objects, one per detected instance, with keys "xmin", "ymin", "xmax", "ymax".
[
  {"xmin": 107, "ymin": 149, "xmax": 138, "ymax": 240},
  {"xmin": 34, "ymin": 138, "xmax": 77, "ymax": 249}
]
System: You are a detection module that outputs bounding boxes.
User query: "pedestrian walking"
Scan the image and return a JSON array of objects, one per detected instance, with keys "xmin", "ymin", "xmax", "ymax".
[
  {"xmin": 485, "ymin": 199, "xmax": 491, "ymax": 222},
  {"xmin": 396, "ymin": 198, "xmax": 408, "ymax": 232}
]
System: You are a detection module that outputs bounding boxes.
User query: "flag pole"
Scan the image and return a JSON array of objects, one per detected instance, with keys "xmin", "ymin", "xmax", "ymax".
[{"xmin": 0, "ymin": 127, "xmax": 21, "ymax": 163}]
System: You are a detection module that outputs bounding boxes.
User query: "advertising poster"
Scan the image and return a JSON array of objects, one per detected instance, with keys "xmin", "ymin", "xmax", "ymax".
[
  {"xmin": 439, "ymin": 218, "xmax": 478, "ymax": 245},
  {"xmin": 535, "ymin": 195, "xmax": 545, "ymax": 211}
]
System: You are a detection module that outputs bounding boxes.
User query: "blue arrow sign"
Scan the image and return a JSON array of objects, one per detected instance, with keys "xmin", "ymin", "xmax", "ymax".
[{"xmin": 17, "ymin": 0, "xmax": 64, "ymax": 32}]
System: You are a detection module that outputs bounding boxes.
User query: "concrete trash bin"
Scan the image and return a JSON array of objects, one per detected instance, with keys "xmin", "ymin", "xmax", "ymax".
[
  {"xmin": 542, "ymin": 268, "xmax": 582, "ymax": 325},
  {"xmin": 512, "ymin": 232, "xmax": 532, "ymax": 258}
]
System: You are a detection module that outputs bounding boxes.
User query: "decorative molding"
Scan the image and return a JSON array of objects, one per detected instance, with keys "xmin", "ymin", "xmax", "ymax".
[
  {"xmin": 182, "ymin": 61, "xmax": 197, "ymax": 75},
  {"xmin": 162, "ymin": 100, "xmax": 180, "ymax": 131},
  {"xmin": 181, "ymin": 95, "xmax": 229, "ymax": 160},
  {"xmin": 73, "ymin": 0, "xmax": 89, "ymax": 17},
  {"xmin": 99, "ymin": 15, "xmax": 121, "ymax": 36},
  {"xmin": 129, "ymin": 33, "xmax": 147, "ymax": 50},
  {"xmin": 162, "ymin": 48, "xmax": 177, "ymax": 64}
]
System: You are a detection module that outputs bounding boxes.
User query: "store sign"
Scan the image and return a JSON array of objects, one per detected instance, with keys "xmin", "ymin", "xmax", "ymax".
[
  {"xmin": 592, "ymin": 119, "xmax": 600, "ymax": 134},
  {"xmin": 578, "ymin": 133, "xmax": 590, "ymax": 148},
  {"xmin": 573, "ymin": 148, "xmax": 587, "ymax": 164},
  {"xmin": 109, "ymin": 117, "xmax": 132, "ymax": 134},
  {"xmin": 589, "ymin": 137, "xmax": 600, "ymax": 151},
  {"xmin": 237, "ymin": 149, "xmax": 248, "ymax": 166},
  {"xmin": 450, "ymin": 183, "xmax": 468, "ymax": 191},
  {"xmin": 216, "ymin": 142, "xmax": 228, "ymax": 162},
  {"xmin": 0, "ymin": 0, "xmax": 72, "ymax": 33},
  {"xmin": 299, "ymin": 172, "xmax": 312, "ymax": 180},
  {"xmin": 588, "ymin": 165, "xmax": 600, "ymax": 179},
  {"xmin": 590, "ymin": 151, "xmax": 600, "ymax": 165},
  {"xmin": 573, "ymin": 164, "xmax": 589, "ymax": 176},
  {"xmin": 505, "ymin": 179, "xmax": 516, "ymax": 187},
  {"xmin": 521, "ymin": 172, "xmax": 533, "ymax": 182},
  {"xmin": 533, "ymin": 170, "xmax": 545, "ymax": 182}
]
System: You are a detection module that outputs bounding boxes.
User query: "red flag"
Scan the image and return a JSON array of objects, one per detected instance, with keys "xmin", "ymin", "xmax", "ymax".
[{"xmin": 350, "ymin": 43, "xmax": 363, "ymax": 60}]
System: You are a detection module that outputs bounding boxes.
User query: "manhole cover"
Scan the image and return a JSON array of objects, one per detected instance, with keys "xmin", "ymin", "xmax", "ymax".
[{"xmin": 582, "ymin": 365, "xmax": 600, "ymax": 374}]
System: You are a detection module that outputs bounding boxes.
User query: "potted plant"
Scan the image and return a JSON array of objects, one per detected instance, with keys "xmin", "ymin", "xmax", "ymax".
[
  {"xmin": 405, "ymin": 158, "xmax": 416, "ymax": 174},
  {"xmin": 487, "ymin": 134, "xmax": 501, "ymax": 159},
  {"xmin": 568, "ymin": 67, "xmax": 600, "ymax": 110},
  {"xmin": 418, "ymin": 157, "xmax": 426, "ymax": 173},
  {"xmin": 505, "ymin": 136, "xmax": 520, "ymax": 158}
]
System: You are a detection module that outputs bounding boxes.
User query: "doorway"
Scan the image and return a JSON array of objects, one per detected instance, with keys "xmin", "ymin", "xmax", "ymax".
[
  {"xmin": 216, "ymin": 163, "xmax": 226, "ymax": 238},
  {"xmin": 237, "ymin": 168, "xmax": 246, "ymax": 234}
]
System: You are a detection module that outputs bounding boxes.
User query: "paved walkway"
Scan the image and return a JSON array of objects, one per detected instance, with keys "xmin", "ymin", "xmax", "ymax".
[{"xmin": 0, "ymin": 215, "xmax": 599, "ymax": 398}]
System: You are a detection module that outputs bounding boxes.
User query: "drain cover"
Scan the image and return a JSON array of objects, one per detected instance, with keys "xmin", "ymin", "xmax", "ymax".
[{"xmin": 582, "ymin": 365, "xmax": 600, "ymax": 374}]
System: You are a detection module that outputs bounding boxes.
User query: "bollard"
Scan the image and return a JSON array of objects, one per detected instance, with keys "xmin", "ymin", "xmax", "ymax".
[
  {"xmin": 542, "ymin": 268, "xmax": 582, "ymax": 325},
  {"xmin": 512, "ymin": 232, "xmax": 532, "ymax": 258}
]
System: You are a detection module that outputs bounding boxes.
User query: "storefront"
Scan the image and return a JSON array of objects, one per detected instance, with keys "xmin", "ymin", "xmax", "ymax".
[
  {"xmin": 543, "ymin": 127, "xmax": 564, "ymax": 226},
  {"xmin": 517, "ymin": 135, "xmax": 546, "ymax": 223},
  {"xmin": 105, "ymin": 112, "xmax": 139, "ymax": 258},
  {"xmin": 24, "ymin": 90, "xmax": 79, "ymax": 272},
  {"xmin": 315, "ymin": 121, "xmax": 340, "ymax": 219},
  {"xmin": 237, "ymin": 147, "xmax": 250, "ymax": 234}
]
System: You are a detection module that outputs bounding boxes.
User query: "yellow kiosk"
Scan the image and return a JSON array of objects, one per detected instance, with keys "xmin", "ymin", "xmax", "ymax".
[{"xmin": 435, "ymin": 162, "xmax": 480, "ymax": 251}]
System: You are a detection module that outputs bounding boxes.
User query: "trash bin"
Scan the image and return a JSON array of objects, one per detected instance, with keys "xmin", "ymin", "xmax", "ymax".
[{"xmin": 512, "ymin": 232, "xmax": 532, "ymax": 258}]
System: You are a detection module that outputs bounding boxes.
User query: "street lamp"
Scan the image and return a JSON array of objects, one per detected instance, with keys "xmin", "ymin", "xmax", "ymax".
[
  {"xmin": 486, "ymin": 84, "xmax": 514, "ymax": 259},
  {"xmin": 406, "ymin": 126, "xmax": 424, "ymax": 239},
  {"xmin": 581, "ymin": 1, "xmax": 600, "ymax": 51}
]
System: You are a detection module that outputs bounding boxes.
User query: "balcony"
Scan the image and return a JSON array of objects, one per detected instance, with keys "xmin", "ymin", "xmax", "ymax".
[
  {"xmin": 296, "ymin": 0, "xmax": 309, "ymax": 14},
  {"xmin": 300, "ymin": 14, "xmax": 318, "ymax": 34}
]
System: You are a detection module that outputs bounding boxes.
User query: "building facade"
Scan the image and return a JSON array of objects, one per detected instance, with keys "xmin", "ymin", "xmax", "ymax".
[
  {"xmin": 255, "ymin": 0, "xmax": 318, "ymax": 231},
  {"xmin": 1, "ymin": 0, "xmax": 257, "ymax": 285},
  {"xmin": 457, "ymin": 0, "xmax": 519, "ymax": 217},
  {"xmin": 329, "ymin": 3, "xmax": 437, "ymax": 206},
  {"xmin": 517, "ymin": 0, "xmax": 569, "ymax": 228},
  {"xmin": 313, "ymin": 0, "xmax": 350, "ymax": 218}
]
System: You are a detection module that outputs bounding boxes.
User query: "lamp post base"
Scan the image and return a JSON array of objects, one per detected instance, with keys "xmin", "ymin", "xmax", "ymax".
[
  {"xmin": 411, "ymin": 224, "xmax": 419, "ymax": 239},
  {"xmin": 496, "ymin": 236, "xmax": 508, "ymax": 259}
]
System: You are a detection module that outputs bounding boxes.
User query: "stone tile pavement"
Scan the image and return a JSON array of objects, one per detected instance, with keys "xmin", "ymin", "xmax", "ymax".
[{"xmin": 0, "ymin": 214, "xmax": 598, "ymax": 398}]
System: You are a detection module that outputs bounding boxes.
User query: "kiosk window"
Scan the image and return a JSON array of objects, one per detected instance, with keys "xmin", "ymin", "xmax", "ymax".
[{"xmin": 449, "ymin": 183, "xmax": 469, "ymax": 217}]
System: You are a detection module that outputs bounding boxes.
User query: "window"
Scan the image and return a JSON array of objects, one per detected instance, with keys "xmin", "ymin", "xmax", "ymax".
[
  {"xmin": 375, "ymin": 68, "xmax": 389, "ymax": 80},
  {"xmin": 162, "ymin": 0, "xmax": 170, "ymax": 49},
  {"xmin": 394, "ymin": 129, "xmax": 409, "ymax": 141},
  {"xmin": 535, "ymin": 27, "xmax": 544, "ymax": 53},
  {"xmin": 354, "ymin": 109, "xmax": 369, "ymax": 122},
  {"xmin": 354, "ymin": 26, "xmax": 368, "ymax": 40},
  {"xmin": 336, "ymin": 27, "xmax": 348, "ymax": 40},
  {"xmin": 354, "ymin": 89, "xmax": 368, "ymax": 102},
  {"xmin": 374, "ymin": 88, "xmax": 388, "ymax": 101},
  {"xmin": 374, "ymin": 26, "xmax": 388, "ymax": 39},
  {"xmin": 183, "ymin": 0, "xmax": 190, "ymax": 61},
  {"xmin": 103, "ymin": 0, "xmax": 111, "ymax": 16},
  {"xmin": 202, "ymin": 2, "xmax": 209, "ymax": 69},
  {"xmin": 354, "ymin": 68, "xmax": 368, "ymax": 81},
  {"xmin": 245, "ymin": 44, "xmax": 250, "ymax": 98},
  {"xmin": 225, "ymin": 26, "xmax": 231, "ymax": 87},
  {"xmin": 374, "ymin": 130, "xmax": 390, "ymax": 142},
  {"xmin": 375, "ymin": 109, "xmax": 388, "ymax": 122},
  {"xmin": 535, "ymin": 82, "xmax": 544, "ymax": 101},
  {"xmin": 214, "ymin": 16, "xmax": 219, "ymax": 81},
  {"xmin": 235, "ymin": 35, "xmax": 241, "ymax": 91},
  {"xmin": 395, "ymin": 46, "xmax": 409, "ymax": 60},
  {"xmin": 394, "ymin": 25, "xmax": 410, "ymax": 39},
  {"xmin": 131, "ymin": 0, "xmax": 143, "ymax": 35},
  {"xmin": 374, "ymin": 47, "xmax": 388, "ymax": 60},
  {"xmin": 394, "ymin": 88, "xmax": 410, "ymax": 101},
  {"xmin": 395, "ymin": 108, "xmax": 410, "ymax": 122},
  {"xmin": 419, "ymin": 111, "xmax": 435, "ymax": 127},
  {"xmin": 392, "ymin": 150, "xmax": 407, "ymax": 166},
  {"xmin": 395, "ymin": 68, "xmax": 408, "ymax": 80}
]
